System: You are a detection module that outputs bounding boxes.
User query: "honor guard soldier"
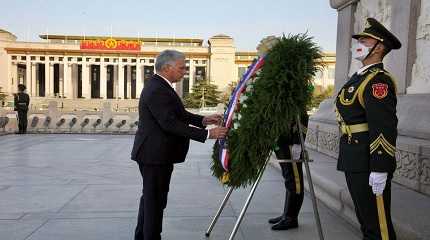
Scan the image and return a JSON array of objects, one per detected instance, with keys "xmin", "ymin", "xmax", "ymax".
[
  {"xmin": 269, "ymin": 112, "xmax": 308, "ymax": 230},
  {"xmin": 336, "ymin": 18, "xmax": 401, "ymax": 240},
  {"xmin": 14, "ymin": 84, "xmax": 30, "ymax": 134}
]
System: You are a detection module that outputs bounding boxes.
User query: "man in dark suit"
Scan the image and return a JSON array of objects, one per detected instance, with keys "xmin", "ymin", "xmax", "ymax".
[
  {"xmin": 131, "ymin": 50, "xmax": 228, "ymax": 240},
  {"xmin": 14, "ymin": 84, "xmax": 30, "ymax": 134}
]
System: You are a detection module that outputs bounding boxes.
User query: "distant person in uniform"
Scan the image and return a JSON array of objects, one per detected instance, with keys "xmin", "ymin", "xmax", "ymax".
[
  {"xmin": 269, "ymin": 112, "xmax": 308, "ymax": 230},
  {"xmin": 14, "ymin": 84, "xmax": 30, "ymax": 134},
  {"xmin": 336, "ymin": 18, "xmax": 401, "ymax": 240}
]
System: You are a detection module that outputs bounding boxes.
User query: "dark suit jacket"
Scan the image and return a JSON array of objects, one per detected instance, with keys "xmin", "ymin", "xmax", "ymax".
[{"xmin": 131, "ymin": 74, "xmax": 208, "ymax": 165}]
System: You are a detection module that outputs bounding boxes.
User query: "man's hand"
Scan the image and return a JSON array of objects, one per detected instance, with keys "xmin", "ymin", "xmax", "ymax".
[
  {"xmin": 369, "ymin": 172, "xmax": 388, "ymax": 195},
  {"xmin": 203, "ymin": 114, "xmax": 223, "ymax": 126},
  {"xmin": 208, "ymin": 127, "xmax": 228, "ymax": 139}
]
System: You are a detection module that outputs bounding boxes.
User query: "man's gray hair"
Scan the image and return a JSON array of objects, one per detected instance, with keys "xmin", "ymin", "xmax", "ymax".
[{"xmin": 155, "ymin": 50, "xmax": 185, "ymax": 72}]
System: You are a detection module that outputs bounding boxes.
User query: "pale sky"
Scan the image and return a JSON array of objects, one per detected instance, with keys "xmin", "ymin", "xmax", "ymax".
[{"xmin": 2, "ymin": 0, "xmax": 338, "ymax": 52}]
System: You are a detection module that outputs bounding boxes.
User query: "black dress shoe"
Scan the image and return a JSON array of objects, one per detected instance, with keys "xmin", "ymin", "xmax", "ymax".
[
  {"xmin": 268, "ymin": 215, "xmax": 283, "ymax": 224},
  {"xmin": 271, "ymin": 218, "xmax": 298, "ymax": 230}
]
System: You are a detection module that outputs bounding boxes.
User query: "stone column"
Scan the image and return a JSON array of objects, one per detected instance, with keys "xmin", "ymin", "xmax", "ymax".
[
  {"xmin": 407, "ymin": 0, "xmax": 430, "ymax": 94},
  {"xmin": 25, "ymin": 57, "xmax": 32, "ymax": 95},
  {"xmin": 71, "ymin": 64, "xmax": 78, "ymax": 98},
  {"xmin": 100, "ymin": 64, "xmax": 107, "ymax": 99},
  {"xmin": 82, "ymin": 63, "xmax": 91, "ymax": 99},
  {"xmin": 118, "ymin": 64, "xmax": 124, "ymax": 99},
  {"xmin": 63, "ymin": 61, "xmax": 73, "ymax": 99},
  {"xmin": 31, "ymin": 63, "xmax": 37, "ymax": 96},
  {"xmin": 384, "ymin": 0, "xmax": 420, "ymax": 94},
  {"xmin": 50, "ymin": 63, "xmax": 55, "ymax": 97},
  {"xmin": 136, "ymin": 64, "xmax": 143, "ymax": 97},
  {"xmin": 126, "ymin": 65, "xmax": 132, "ymax": 99},
  {"xmin": 10, "ymin": 62, "xmax": 18, "ymax": 94},
  {"xmin": 59, "ymin": 64, "xmax": 64, "ymax": 97},
  {"xmin": 331, "ymin": 1, "xmax": 357, "ymax": 92},
  {"xmin": 45, "ymin": 59, "xmax": 52, "ymax": 97}
]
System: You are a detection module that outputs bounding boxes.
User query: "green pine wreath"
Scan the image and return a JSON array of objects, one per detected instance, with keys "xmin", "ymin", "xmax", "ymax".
[{"xmin": 211, "ymin": 34, "xmax": 322, "ymax": 188}]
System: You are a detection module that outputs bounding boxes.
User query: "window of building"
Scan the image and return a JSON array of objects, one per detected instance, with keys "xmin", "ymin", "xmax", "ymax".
[
  {"xmin": 95, "ymin": 58, "xmax": 100, "ymax": 62},
  {"xmin": 149, "ymin": 59, "xmax": 154, "ymax": 63},
  {"xmin": 49, "ymin": 57, "xmax": 55, "ymax": 61},
  {"xmin": 194, "ymin": 60, "xmax": 199, "ymax": 64},
  {"xmin": 104, "ymin": 58, "xmax": 109, "ymax": 62},
  {"xmin": 40, "ymin": 56, "xmax": 45, "ymax": 61},
  {"xmin": 140, "ymin": 59, "xmax": 145, "ymax": 63},
  {"xmin": 195, "ymin": 66, "xmax": 206, "ymax": 81},
  {"xmin": 68, "ymin": 57, "xmax": 73, "ymax": 61},
  {"xmin": 31, "ymin": 56, "xmax": 36, "ymax": 60},
  {"xmin": 113, "ymin": 58, "xmax": 118, "ymax": 63},
  {"xmin": 59, "ymin": 57, "xmax": 63, "ymax": 61},
  {"xmin": 122, "ymin": 58, "xmax": 128, "ymax": 63},
  {"xmin": 21, "ymin": 56, "xmax": 26, "ymax": 60},
  {"xmin": 11, "ymin": 56, "xmax": 17, "ymax": 60},
  {"xmin": 202, "ymin": 60, "xmax": 207, "ymax": 64},
  {"xmin": 86, "ymin": 58, "xmax": 91, "ymax": 62},
  {"xmin": 185, "ymin": 60, "xmax": 190, "ymax": 64},
  {"xmin": 131, "ymin": 59, "xmax": 137, "ymax": 63},
  {"xmin": 77, "ymin": 57, "xmax": 82, "ymax": 62}
]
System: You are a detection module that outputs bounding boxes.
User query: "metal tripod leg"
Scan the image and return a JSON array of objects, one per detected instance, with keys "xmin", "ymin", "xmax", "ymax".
[
  {"xmin": 205, "ymin": 186, "xmax": 234, "ymax": 237},
  {"xmin": 227, "ymin": 154, "xmax": 271, "ymax": 240},
  {"xmin": 296, "ymin": 115, "xmax": 324, "ymax": 240}
]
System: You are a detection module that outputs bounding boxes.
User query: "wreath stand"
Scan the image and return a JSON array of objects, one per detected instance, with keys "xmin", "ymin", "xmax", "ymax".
[{"xmin": 205, "ymin": 115, "xmax": 324, "ymax": 240}]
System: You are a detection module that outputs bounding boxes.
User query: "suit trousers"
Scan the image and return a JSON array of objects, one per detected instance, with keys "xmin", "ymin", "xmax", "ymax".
[
  {"xmin": 345, "ymin": 172, "xmax": 396, "ymax": 240},
  {"xmin": 135, "ymin": 163, "xmax": 145, "ymax": 240},
  {"xmin": 135, "ymin": 163, "xmax": 173, "ymax": 240}
]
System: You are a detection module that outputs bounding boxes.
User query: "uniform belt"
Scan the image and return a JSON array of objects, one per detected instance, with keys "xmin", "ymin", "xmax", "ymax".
[{"xmin": 340, "ymin": 123, "xmax": 369, "ymax": 135}]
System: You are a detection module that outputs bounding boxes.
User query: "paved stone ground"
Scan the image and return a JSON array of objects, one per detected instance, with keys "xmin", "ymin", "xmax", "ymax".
[{"xmin": 0, "ymin": 134, "xmax": 361, "ymax": 240}]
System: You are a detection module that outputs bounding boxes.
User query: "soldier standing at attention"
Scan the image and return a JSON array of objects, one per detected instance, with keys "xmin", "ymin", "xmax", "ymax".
[
  {"xmin": 336, "ymin": 18, "xmax": 401, "ymax": 240},
  {"xmin": 269, "ymin": 112, "xmax": 308, "ymax": 231},
  {"xmin": 14, "ymin": 84, "xmax": 30, "ymax": 134}
]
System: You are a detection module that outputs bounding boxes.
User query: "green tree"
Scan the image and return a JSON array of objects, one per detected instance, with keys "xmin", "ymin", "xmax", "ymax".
[{"xmin": 183, "ymin": 80, "xmax": 222, "ymax": 108}]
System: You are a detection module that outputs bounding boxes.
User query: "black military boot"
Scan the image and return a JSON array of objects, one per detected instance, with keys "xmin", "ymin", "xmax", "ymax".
[
  {"xmin": 269, "ymin": 188, "xmax": 292, "ymax": 224},
  {"xmin": 271, "ymin": 217, "xmax": 298, "ymax": 230},
  {"xmin": 268, "ymin": 215, "xmax": 283, "ymax": 224}
]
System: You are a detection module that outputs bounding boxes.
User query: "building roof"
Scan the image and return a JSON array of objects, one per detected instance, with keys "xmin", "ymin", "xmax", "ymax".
[
  {"xmin": 210, "ymin": 34, "xmax": 233, "ymax": 39},
  {"xmin": 0, "ymin": 29, "xmax": 17, "ymax": 38},
  {"xmin": 39, "ymin": 34, "xmax": 204, "ymax": 45}
]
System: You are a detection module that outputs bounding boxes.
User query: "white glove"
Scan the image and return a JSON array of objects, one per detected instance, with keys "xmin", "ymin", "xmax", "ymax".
[
  {"xmin": 291, "ymin": 144, "xmax": 302, "ymax": 160},
  {"xmin": 369, "ymin": 172, "xmax": 388, "ymax": 195}
]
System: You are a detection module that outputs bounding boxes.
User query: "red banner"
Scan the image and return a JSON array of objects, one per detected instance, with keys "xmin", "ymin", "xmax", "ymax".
[{"xmin": 80, "ymin": 38, "xmax": 141, "ymax": 51}]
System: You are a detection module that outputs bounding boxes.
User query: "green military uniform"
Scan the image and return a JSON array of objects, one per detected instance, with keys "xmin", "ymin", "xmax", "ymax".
[{"xmin": 336, "ymin": 18, "xmax": 401, "ymax": 240}]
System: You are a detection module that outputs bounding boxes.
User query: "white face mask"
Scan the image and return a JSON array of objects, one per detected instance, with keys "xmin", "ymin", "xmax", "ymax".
[{"xmin": 351, "ymin": 42, "xmax": 373, "ymax": 61}]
